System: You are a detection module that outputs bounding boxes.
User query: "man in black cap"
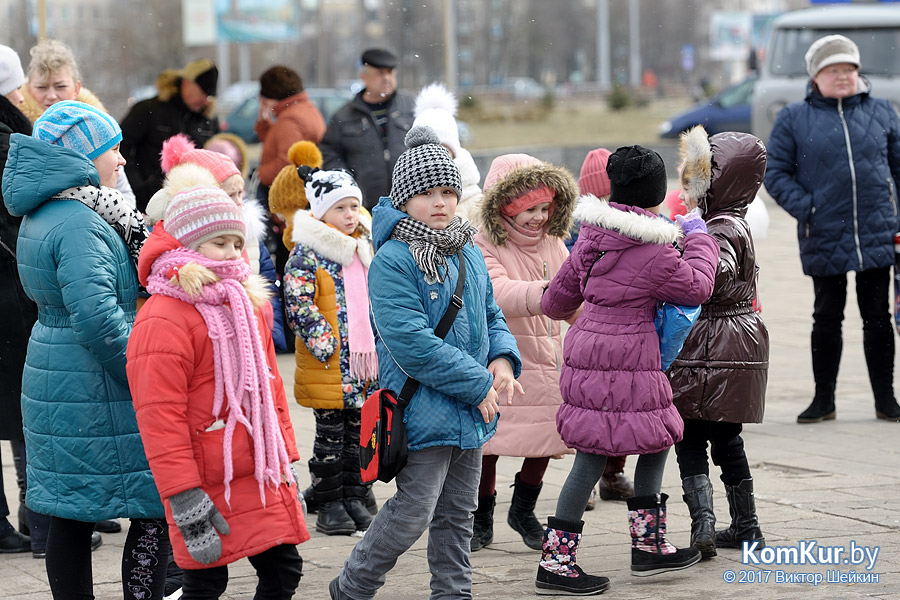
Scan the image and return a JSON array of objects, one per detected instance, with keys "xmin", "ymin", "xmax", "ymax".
[
  {"xmin": 320, "ymin": 48, "xmax": 415, "ymax": 210},
  {"xmin": 120, "ymin": 59, "xmax": 221, "ymax": 211}
]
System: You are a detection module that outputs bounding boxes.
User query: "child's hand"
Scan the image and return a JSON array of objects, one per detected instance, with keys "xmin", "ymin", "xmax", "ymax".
[
  {"xmin": 477, "ymin": 387, "xmax": 501, "ymax": 423},
  {"xmin": 488, "ymin": 357, "xmax": 524, "ymax": 406}
]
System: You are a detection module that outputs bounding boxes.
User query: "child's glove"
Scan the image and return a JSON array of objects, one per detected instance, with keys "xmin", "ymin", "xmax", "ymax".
[
  {"xmin": 675, "ymin": 209, "xmax": 708, "ymax": 236},
  {"xmin": 169, "ymin": 487, "xmax": 230, "ymax": 565}
]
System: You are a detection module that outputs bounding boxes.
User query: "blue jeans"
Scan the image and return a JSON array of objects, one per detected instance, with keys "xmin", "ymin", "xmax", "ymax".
[{"xmin": 338, "ymin": 445, "xmax": 481, "ymax": 600}]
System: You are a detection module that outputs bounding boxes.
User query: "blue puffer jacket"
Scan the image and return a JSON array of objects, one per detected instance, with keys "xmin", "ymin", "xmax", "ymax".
[
  {"xmin": 1, "ymin": 134, "xmax": 163, "ymax": 521},
  {"xmin": 369, "ymin": 198, "xmax": 521, "ymax": 451},
  {"xmin": 765, "ymin": 80, "xmax": 900, "ymax": 277}
]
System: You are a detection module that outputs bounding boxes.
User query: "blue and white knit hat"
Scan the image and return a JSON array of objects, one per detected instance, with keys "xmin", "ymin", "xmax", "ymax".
[
  {"xmin": 390, "ymin": 126, "xmax": 462, "ymax": 209},
  {"xmin": 33, "ymin": 100, "xmax": 122, "ymax": 160}
]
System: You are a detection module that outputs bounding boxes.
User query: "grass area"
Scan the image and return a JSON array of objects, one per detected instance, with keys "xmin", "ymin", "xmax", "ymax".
[{"xmin": 464, "ymin": 96, "xmax": 693, "ymax": 151}]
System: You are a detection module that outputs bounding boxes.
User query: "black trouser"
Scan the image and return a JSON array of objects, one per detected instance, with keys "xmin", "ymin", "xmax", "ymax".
[
  {"xmin": 46, "ymin": 516, "xmax": 169, "ymax": 600},
  {"xmin": 181, "ymin": 543, "xmax": 303, "ymax": 600},
  {"xmin": 675, "ymin": 419, "xmax": 750, "ymax": 486},
  {"xmin": 811, "ymin": 267, "xmax": 895, "ymax": 403}
]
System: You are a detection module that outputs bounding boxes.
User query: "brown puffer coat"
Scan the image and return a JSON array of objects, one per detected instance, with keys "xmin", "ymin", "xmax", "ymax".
[{"xmin": 668, "ymin": 130, "xmax": 769, "ymax": 423}]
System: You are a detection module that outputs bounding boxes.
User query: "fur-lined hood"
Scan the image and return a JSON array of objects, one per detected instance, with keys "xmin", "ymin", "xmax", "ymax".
[
  {"xmin": 573, "ymin": 194, "xmax": 680, "ymax": 247},
  {"xmin": 156, "ymin": 70, "xmax": 217, "ymax": 119},
  {"xmin": 20, "ymin": 84, "xmax": 107, "ymax": 124},
  {"xmin": 290, "ymin": 209, "xmax": 373, "ymax": 268},
  {"xmin": 679, "ymin": 126, "xmax": 766, "ymax": 217},
  {"xmin": 479, "ymin": 161, "xmax": 578, "ymax": 246}
]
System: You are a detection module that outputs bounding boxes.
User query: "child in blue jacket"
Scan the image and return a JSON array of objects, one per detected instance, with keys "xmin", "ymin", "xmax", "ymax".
[{"xmin": 330, "ymin": 127, "xmax": 523, "ymax": 600}]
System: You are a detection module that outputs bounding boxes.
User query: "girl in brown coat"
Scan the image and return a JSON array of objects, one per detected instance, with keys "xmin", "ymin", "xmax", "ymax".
[{"xmin": 668, "ymin": 126, "xmax": 769, "ymax": 559}]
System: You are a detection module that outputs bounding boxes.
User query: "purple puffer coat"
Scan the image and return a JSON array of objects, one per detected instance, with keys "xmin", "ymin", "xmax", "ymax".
[{"xmin": 541, "ymin": 195, "xmax": 718, "ymax": 456}]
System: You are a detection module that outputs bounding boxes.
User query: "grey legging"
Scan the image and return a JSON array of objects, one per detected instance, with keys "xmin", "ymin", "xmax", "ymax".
[{"xmin": 555, "ymin": 449, "xmax": 669, "ymax": 523}]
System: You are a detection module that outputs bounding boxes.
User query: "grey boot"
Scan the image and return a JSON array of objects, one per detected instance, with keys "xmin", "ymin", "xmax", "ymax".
[
  {"xmin": 715, "ymin": 478, "xmax": 765, "ymax": 549},
  {"xmin": 681, "ymin": 474, "xmax": 716, "ymax": 559}
]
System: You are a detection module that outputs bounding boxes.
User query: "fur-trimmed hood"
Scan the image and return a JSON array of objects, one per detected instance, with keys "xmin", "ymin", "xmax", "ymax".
[
  {"xmin": 155, "ymin": 70, "xmax": 217, "ymax": 119},
  {"xmin": 20, "ymin": 83, "xmax": 107, "ymax": 124},
  {"xmin": 573, "ymin": 194, "xmax": 680, "ymax": 247},
  {"xmin": 479, "ymin": 160, "xmax": 578, "ymax": 246},
  {"xmin": 290, "ymin": 209, "xmax": 373, "ymax": 268},
  {"xmin": 679, "ymin": 126, "xmax": 766, "ymax": 217}
]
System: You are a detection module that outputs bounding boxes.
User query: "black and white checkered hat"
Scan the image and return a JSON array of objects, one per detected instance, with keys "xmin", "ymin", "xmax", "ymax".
[{"xmin": 390, "ymin": 126, "xmax": 462, "ymax": 209}]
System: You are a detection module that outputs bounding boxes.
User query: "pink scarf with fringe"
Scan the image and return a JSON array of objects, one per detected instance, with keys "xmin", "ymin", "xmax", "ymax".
[
  {"xmin": 147, "ymin": 248, "xmax": 293, "ymax": 507},
  {"xmin": 343, "ymin": 252, "xmax": 378, "ymax": 381}
]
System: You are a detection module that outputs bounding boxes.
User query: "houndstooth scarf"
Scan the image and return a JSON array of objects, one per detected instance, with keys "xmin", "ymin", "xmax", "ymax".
[
  {"xmin": 390, "ymin": 216, "xmax": 477, "ymax": 284},
  {"xmin": 54, "ymin": 186, "xmax": 147, "ymax": 268}
]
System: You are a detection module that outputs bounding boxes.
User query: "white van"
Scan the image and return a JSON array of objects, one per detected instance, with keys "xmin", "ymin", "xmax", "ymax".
[{"xmin": 752, "ymin": 3, "xmax": 900, "ymax": 144}]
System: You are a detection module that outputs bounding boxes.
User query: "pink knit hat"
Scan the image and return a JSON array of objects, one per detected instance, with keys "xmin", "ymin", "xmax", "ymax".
[
  {"xmin": 482, "ymin": 153, "xmax": 543, "ymax": 192},
  {"xmin": 161, "ymin": 133, "xmax": 240, "ymax": 184},
  {"xmin": 578, "ymin": 148, "xmax": 612, "ymax": 198},
  {"xmin": 165, "ymin": 185, "xmax": 245, "ymax": 250}
]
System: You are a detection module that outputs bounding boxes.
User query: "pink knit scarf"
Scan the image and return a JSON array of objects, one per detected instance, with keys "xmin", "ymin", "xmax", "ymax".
[
  {"xmin": 343, "ymin": 252, "xmax": 378, "ymax": 381},
  {"xmin": 147, "ymin": 248, "xmax": 292, "ymax": 507}
]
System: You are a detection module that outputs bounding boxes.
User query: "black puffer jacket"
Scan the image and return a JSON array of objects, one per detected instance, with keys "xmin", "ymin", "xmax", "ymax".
[
  {"xmin": 319, "ymin": 90, "xmax": 414, "ymax": 210},
  {"xmin": 668, "ymin": 131, "xmax": 769, "ymax": 424},
  {"xmin": 0, "ymin": 96, "xmax": 37, "ymax": 440},
  {"xmin": 120, "ymin": 80, "xmax": 219, "ymax": 212}
]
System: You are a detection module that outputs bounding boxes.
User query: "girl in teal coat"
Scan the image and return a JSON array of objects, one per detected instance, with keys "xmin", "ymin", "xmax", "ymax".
[{"xmin": 1, "ymin": 101, "xmax": 168, "ymax": 600}]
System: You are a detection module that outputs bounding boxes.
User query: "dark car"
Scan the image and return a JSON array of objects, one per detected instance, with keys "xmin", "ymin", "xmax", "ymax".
[
  {"xmin": 220, "ymin": 85, "xmax": 354, "ymax": 143},
  {"xmin": 658, "ymin": 75, "xmax": 756, "ymax": 139}
]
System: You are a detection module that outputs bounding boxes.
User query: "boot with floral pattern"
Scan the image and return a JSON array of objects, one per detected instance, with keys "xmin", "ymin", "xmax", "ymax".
[
  {"xmin": 627, "ymin": 493, "xmax": 701, "ymax": 576},
  {"xmin": 535, "ymin": 517, "xmax": 609, "ymax": 595}
]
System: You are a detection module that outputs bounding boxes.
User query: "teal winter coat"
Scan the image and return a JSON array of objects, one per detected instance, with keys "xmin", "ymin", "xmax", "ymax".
[
  {"xmin": 369, "ymin": 198, "xmax": 522, "ymax": 452},
  {"xmin": 1, "ymin": 133, "xmax": 163, "ymax": 520}
]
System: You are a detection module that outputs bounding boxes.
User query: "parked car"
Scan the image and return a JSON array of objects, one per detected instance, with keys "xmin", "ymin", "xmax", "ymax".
[
  {"xmin": 658, "ymin": 75, "xmax": 755, "ymax": 139},
  {"xmin": 219, "ymin": 84, "xmax": 354, "ymax": 143}
]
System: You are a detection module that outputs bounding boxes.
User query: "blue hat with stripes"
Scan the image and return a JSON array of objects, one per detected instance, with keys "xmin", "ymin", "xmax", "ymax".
[{"xmin": 33, "ymin": 100, "xmax": 122, "ymax": 160}]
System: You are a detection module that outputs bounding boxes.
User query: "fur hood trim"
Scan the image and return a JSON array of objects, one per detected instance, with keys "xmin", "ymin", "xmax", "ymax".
[
  {"xmin": 20, "ymin": 84, "xmax": 108, "ymax": 124},
  {"xmin": 479, "ymin": 162, "xmax": 578, "ymax": 246},
  {"xmin": 574, "ymin": 194, "xmax": 680, "ymax": 246},
  {"xmin": 171, "ymin": 262, "xmax": 271, "ymax": 308},
  {"xmin": 242, "ymin": 199, "xmax": 267, "ymax": 246},
  {"xmin": 679, "ymin": 125, "xmax": 712, "ymax": 204},
  {"xmin": 290, "ymin": 209, "xmax": 373, "ymax": 268},
  {"xmin": 156, "ymin": 69, "xmax": 217, "ymax": 119}
]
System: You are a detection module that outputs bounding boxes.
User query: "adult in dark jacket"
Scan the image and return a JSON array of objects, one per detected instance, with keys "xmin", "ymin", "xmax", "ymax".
[
  {"xmin": 764, "ymin": 35, "xmax": 900, "ymax": 423},
  {"xmin": 319, "ymin": 48, "xmax": 414, "ymax": 211},
  {"xmin": 0, "ymin": 43, "xmax": 34, "ymax": 555},
  {"xmin": 670, "ymin": 125, "xmax": 769, "ymax": 559},
  {"xmin": 120, "ymin": 59, "xmax": 220, "ymax": 212},
  {"xmin": 3, "ymin": 101, "xmax": 168, "ymax": 599}
]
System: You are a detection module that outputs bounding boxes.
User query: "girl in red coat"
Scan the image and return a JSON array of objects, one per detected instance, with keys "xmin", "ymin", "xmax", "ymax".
[{"xmin": 127, "ymin": 185, "xmax": 309, "ymax": 598}]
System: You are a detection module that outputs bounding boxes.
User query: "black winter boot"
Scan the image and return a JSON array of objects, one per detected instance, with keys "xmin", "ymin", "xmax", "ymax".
[
  {"xmin": 308, "ymin": 460, "xmax": 356, "ymax": 535},
  {"xmin": 681, "ymin": 475, "xmax": 716, "ymax": 559},
  {"xmin": 471, "ymin": 493, "xmax": 495, "ymax": 552},
  {"xmin": 862, "ymin": 314, "xmax": 900, "ymax": 420},
  {"xmin": 797, "ymin": 396, "xmax": 836, "ymax": 423},
  {"xmin": 535, "ymin": 516, "xmax": 610, "ymax": 595},
  {"xmin": 301, "ymin": 484, "xmax": 319, "ymax": 514},
  {"xmin": 627, "ymin": 493, "xmax": 701, "ymax": 576},
  {"xmin": 342, "ymin": 467, "xmax": 373, "ymax": 531},
  {"xmin": 801, "ymin": 326, "xmax": 840, "ymax": 423},
  {"xmin": 12, "ymin": 442, "xmax": 28, "ymax": 536},
  {"xmin": 507, "ymin": 473, "xmax": 544, "ymax": 550},
  {"xmin": 715, "ymin": 478, "xmax": 765, "ymax": 549}
]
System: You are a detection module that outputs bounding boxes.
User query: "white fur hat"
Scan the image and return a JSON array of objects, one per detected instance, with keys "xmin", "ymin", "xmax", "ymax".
[
  {"xmin": 0, "ymin": 45, "xmax": 24, "ymax": 97},
  {"xmin": 413, "ymin": 82, "xmax": 461, "ymax": 157}
]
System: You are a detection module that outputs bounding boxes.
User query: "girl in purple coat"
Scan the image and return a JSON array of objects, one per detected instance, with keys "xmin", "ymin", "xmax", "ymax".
[{"xmin": 534, "ymin": 146, "xmax": 719, "ymax": 595}]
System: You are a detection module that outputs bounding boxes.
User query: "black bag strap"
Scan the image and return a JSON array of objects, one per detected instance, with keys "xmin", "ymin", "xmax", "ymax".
[{"xmin": 397, "ymin": 250, "xmax": 466, "ymax": 405}]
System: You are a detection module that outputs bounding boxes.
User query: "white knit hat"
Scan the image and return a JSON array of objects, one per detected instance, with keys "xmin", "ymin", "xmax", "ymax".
[
  {"xmin": 301, "ymin": 168, "xmax": 363, "ymax": 219},
  {"xmin": 413, "ymin": 83, "xmax": 461, "ymax": 157},
  {"xmin": 805, "ymin": 35, "xmax": 860, "ymax": 78},
  {"xmin": 0, "ymin": 45, "xmax": 25, "ymax": 97}
]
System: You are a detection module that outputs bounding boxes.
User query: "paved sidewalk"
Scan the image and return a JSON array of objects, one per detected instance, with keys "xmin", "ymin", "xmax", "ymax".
[{"xmin": 4, "ymin": 187, "xmax": 900, "ymax": 598}]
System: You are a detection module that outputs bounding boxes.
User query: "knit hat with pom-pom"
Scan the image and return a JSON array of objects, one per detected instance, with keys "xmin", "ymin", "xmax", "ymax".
[
  {"xmin": 268, "ymin": 140, "xmax": 323, "ymax": 248},
  {"xmin": 165, "ymin": 185, "xmax": 245, "ymax": 251},
  {"xmin": 161, "ymin": 133, "xmax": 240, "ymax": 184},
  {"xmin": 412, "ymin": 83, "xmax": 461, "ymax": 157},
  {"xmin": 390, "ymin": 126, "xmax": 462, "ymax": 209}
]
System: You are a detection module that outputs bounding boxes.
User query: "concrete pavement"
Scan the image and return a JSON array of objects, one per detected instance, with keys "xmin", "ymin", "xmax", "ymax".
[{"xmin": 4, "ymin": 183, "xmax": 900, "ymax": 599}]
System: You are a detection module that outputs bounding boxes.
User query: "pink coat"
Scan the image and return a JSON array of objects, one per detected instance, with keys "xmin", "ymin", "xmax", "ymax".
[{"xmin": 476, "ymin": 225, "xmax": 571, "ymax": 457}]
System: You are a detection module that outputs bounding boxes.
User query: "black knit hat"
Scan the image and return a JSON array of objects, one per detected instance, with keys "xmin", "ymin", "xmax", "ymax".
[
  {"xmin": 390, "ymin": 126, "xmax": 462, "ymax": 209},
  {"xmin": 606, "ymin": 145, "xmax": 667, "ymax": 209},
  {"xmin": 259, "ymin": 65, "xmax": 304, "ymax": 100}
]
